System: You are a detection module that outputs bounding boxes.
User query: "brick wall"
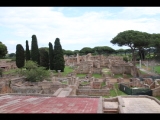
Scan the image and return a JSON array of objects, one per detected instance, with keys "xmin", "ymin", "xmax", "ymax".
[{"xmin": 76, "ymin": 89, "xmax": 109, "ymax": 96}]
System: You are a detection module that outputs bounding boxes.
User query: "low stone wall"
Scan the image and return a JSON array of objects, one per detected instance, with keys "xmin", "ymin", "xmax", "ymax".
[
  {"xmin": 111, "ymin": 66, "xmax": 132, "ymax": 74},
  {"xmin": 76, "ymin": 89, "xmax": 109, "ymax": 96},
  {"xmin": 11, "ymin": 86, "xmax": 42, "ymax": 94},
  {"xmin": 10, "ymin": 77, "xmax": 26, "ymax": 84},
  {"xmin": 78, "ymin": 86, "xmax": 91, "ymax": 89},
  {"xmin": 152, "ymin": 86, "xmax": 160, "ymax": 97}
]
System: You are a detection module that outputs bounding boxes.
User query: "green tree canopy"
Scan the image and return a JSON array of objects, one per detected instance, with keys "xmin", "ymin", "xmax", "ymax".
[
  {"xmin": 39, "ymin": 47, "xmax": 49, "ymax": 53},
  {"xmin": 92, "ymin": 46, "xmax": 115, "ymax": 55},
  {"xmin": 73, "ymin": 50, "xmax": 80, "ymax": 55},
  {"xmin": 80, "ymin": 47, "xmax": 93, "ymax": 55},
  {"xmin": 110, "ymin": 30, "xmax": 151, "ymax": 77},
  {"xmin": 0, "ymin": 41, "xmax": 8, "ymax": 58},
  {"xmin": 64, "ymin": 50, "xmax": 74, "ymax": 56},
  {"xmin": 8, "ymin": 53, "xmax": 16, "ymax": 58}
]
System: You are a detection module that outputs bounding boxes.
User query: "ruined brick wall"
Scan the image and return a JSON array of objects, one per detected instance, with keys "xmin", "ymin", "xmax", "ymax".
[
  {"xmin": 76, "ymin": 89, "xmax": 110, "ymax": 96},
  {"xmin": 152, "ymin": 87, "xmax": 160, "ymax": 96},
  {"xmin": 111, "ymin": 66, "xmax": 132, "ymax": 74},
  {"xmin": 92, "ymin": 68, "xmax": 102, "ymax": 74}
]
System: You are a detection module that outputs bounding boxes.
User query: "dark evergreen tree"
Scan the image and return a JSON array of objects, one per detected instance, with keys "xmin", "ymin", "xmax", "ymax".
[
  {"xmin": 16, "ymin": 44, "xmax": 25, "ymax": 68},
  {"xmin": 0, "ymin": 41, "xmax": 8, "ymax": 58},
  {"xmin": 39, "ymin": 48, "xmax": 49, "ymax": 70},
  {"xmin": 53, "ymin": 38, "xmax": 65, "ymax": 72},
  {"xmin": 26, "ymin": 40, "xmax": 30, "ymax": 61},
  {"xmin": 31, "ymin": 35, "xmax": 40, "ymax": 65},
  {"xmin": 49, "ymin": 42, "xmax": 54, "ymax": 70}
]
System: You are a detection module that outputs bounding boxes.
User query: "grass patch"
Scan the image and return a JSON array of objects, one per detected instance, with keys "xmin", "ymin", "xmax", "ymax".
[
  {"xmin": 103, "ymin": 83, "xmax": 127, "ymax": 98},
  {"xmin": 102, "ymin": 68, "xmax": 111, "ymax": 75},
  {"xmin": 62, "ymin": 66, "xmax": 74, "ymax": 76},
  {"xmin": 92, "ymin": 73, "xmax": 102, "ymax": 78},
  {"xmin": 101, "ymin": 82, "xmax": 106, "ymax": 87},
  {"xmin": 77, "ymin": 73, "xmax": 86, "ymax": 77},
  {"xmin": 114, "ymin": 83, "xmax": 127, "ymax": 96},
  {"xmin": 3, "ymin": 69, "xmax": 18, "ymax": 75},
  {"xmin": 154, "ymin": 66, "xmax": 160, "ymax": 74},
  {"xmin": 61, "ymin": 81, "xmax": 68, "ymax": 84},
  {"xmin": 114, "ymin": 74, "xmax": 132, "ymax": 78},
  {"xmin": 140, "ymin": 70, "xmax": 147, "ymax": 75},
  {"xmin": 0, "ymin": 59, "xmax": 12, "ymax": 61},
  {"xmin": 80, "ymin": 81, "xmax": 89, "ymax": 85},
  {"xmin": 155, "ymin": 96, "xmax": 160, "ymax": 101},
  {"xmin": 114, "ymin": 74, "xmax": 123, "ymax": 78},
  {"xmin": 52, "ymin": 66, "xmax": 74, "ymax": 76},
  {"xmin": 110, "ymin": 89, "xmax": 117, "ymax": 97}
]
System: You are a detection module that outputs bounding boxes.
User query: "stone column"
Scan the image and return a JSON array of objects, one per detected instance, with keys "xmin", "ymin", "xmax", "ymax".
[
  {"xmin": 77, "ymin": 53, "xmax": 80, "ymax": 64},
  {"xmin": 58, "ymin": 70, "xmax": 61, "ymax": 77},
  {"xmin": 139, "ymin": 60, "xmax": 141, "ymax": 69}
]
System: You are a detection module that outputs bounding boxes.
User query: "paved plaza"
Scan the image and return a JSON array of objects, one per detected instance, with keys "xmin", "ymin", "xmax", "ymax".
[
  {"xmin": 0, "ymin": 95, "xmax": 100, "ymax": 113},
  {"xmin": 122, "ymin": 97, "xmax": 160, "ymax": 113}
]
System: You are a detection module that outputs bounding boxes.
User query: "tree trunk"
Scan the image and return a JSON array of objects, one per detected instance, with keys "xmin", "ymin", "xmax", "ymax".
[{"xmin": 131, "ymin": 49, "xmax": 136, "ymax": 77}]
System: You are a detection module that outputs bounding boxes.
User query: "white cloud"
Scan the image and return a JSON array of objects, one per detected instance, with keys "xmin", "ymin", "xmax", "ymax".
[
  {"xmin": 118, "ymin": 7, "xmax": 160, "ymax": 19},
  {"xmin": 0, "ymin": 7, "xmax": 160, "ymax": 53}
]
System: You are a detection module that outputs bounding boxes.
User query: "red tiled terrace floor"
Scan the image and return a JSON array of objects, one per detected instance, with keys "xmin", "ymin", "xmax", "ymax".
[{"xmin": 0, "ymin": 95, "xmax": 99, "ymax": 113}]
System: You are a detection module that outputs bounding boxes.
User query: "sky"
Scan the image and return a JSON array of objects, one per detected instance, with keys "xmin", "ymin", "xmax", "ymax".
[{"xmin": 0, "ymin": 7, "xmax": 160, "ymax": 54}]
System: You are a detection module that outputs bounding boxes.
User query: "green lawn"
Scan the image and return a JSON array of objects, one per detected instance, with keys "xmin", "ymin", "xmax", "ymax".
[
  {"xmin": 92, "ymin": 73, "xmax": 102, "ymax": 78},
  {"xmin": 101, "ymin": 82, "xmax": 106, "ymax": 87},
  {"xmin": 114, "ymin": 83, "xmax": 127, "ymax": 96},
  {"xmin": 154, "ymin": 66, "xmax": 160, "ymax": 74},
  {"xmin": 76, "ymin": 73, "xmax": 86, "ymax": 77},
  {"xmin": 155, "ymin": 96, "xmax": 160, "ymax": 100},
  {"xmin": 0, "ymin": 59, "xmax": 12, "ymax": 61},
  {"xmin": 103, "ymin": 83, "xmax": 127, "ymax": 98},
  {"xmin": 52, "ymin": 66, "xmax": 74, "ymax": 76},
  {"xmin": 114, "ymin": 74, "xmax": 123, "ymax": 78},
  {"xmin": 140, "ymin": 70, "xmax": 147, "ymax": 75},
  {"xmin": 114, "ymin": 74, "xmax": 132, "ymax": 78},
  {"xmin": 62, "ymin": 66, "xmax": 74, "ymax": 76},
  {"xmin": 80, "ymin": 81, "xmax": 89, "ymax": 85},
  {"xmin": 3, "ymin": 69, "xmax": 18, "ymax": 75}
]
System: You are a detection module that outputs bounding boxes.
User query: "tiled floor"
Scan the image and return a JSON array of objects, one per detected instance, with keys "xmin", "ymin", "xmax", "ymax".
[
  {"xmin": 122, "ymin": 98, "xmax": 160, "ymax": 113},
  {"xmin": 0, "ymin": 95, "xmax": 99, "ymax": 113}
]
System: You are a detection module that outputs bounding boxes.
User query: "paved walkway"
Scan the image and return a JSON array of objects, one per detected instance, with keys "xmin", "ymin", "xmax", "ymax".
[
  {"xmin": 122, "ymin": 97, "xmax": 160, "ymax": 113},
  {"xmin": 103, "ymin": 102, "xmax": 118, "ymax": 109}
]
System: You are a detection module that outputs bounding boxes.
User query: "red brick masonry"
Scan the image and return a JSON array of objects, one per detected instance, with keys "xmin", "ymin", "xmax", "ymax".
[{"xmin": 0, "ymin": 95, "xmax": 99, "ymax": 113}]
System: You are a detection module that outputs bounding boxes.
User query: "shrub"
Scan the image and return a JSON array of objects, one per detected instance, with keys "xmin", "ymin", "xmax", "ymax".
[
  {"xmin": 123, "ymin": 56, "xmax": 129, "ymax": 62},
  {"xmin": 0, "ymin": 68, "xmax": 3, "ymax": 77},
  {"xmin": 23, "ymin": 67, "xmax": 50, "ymax": 82},
  {"xmin": 18, "ymin": 60, "xmax": 50, "ymax": 82}
]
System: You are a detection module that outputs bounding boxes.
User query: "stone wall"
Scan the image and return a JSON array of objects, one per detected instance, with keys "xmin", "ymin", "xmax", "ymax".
[
  {"xmin": 111, "ymin": 66, "xmax": 132, "ymax": 74},
  {"xmin": 152, "ymin": 86, "xmax": 160, "ymax": 96},
  {"xmin": 76, "ymin": 89, "xmax": 110, "ymax": 96}
]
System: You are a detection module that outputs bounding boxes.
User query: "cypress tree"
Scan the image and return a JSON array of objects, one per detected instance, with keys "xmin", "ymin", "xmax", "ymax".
[
  {"xmin": 49, "ymin": 42, "xmax": 54, "ymax": 70},
  {"xmin": 39, "ymin": 48, "xmax": 49, "ymax": 70},
  {"xmin": 16, "ymin": 44, "xmax": 25, "ymax": 68},
  {"xmin": 31, "ymin": 35, "xmax": 40, "ymax": 65},
  {"xmin": 26, "ymin": 40, "xmax": 30, "ymax": 61},
  {"xmin": 53, "ymin": 38, "xmax": 65, "ymax": 72}
]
